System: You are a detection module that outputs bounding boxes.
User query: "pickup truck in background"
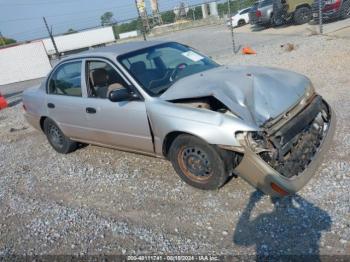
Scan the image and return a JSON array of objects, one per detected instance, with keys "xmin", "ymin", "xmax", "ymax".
[{"xmin": 312, "ymin": 0, "xmax": 350, "ymax": 20}]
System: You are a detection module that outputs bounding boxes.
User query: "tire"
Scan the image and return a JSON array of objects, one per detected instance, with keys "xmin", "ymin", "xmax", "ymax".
[
  {"xmin": 293, "ymin": 7, "xmax": 312, "ymax": 25},
  {"xmin": 169, "ymin": 134, "xmax": 230, "ymax": 190},
  {"xmin": 340, "ymin": 1, "xmax": 350, "ymax": 19},
  {"xmin": 43, "ymin": 118, "xmax": 77, "ymax": 154},
  {"xmin": 238, "ymin": 19, "xmax": 246, "ymax": 26}
]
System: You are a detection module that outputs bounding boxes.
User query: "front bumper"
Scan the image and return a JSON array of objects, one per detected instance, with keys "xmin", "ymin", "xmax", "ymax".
[{"xmin": 233, "ymin": 100, "xmax": 336, "ymax": 197}]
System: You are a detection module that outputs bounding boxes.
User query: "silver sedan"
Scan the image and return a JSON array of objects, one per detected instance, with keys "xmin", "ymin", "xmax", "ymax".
[{"xmin": 22, "ymin": 41, "xmax": 335, "ymax": 197}]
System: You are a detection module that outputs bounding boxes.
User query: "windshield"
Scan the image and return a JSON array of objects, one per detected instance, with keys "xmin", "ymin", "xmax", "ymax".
[{"xmin": 117, "ymin": 42, "xmax": 219, "ymax": 96}]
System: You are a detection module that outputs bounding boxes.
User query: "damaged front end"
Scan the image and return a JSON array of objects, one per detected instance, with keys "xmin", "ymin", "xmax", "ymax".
[{"xmin": 233, "ymin": 95, "xmax": 335, "ymax": 197}]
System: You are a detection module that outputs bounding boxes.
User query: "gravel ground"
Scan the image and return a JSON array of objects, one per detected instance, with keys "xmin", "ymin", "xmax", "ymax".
[{"xmin": 0, "ymin": 28, "xmax": 349, "ymax": 258}]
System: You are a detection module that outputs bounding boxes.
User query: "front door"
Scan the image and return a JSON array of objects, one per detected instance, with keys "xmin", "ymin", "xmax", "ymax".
[{"xmin": 82, "ymin": 59, "xmax": 154, "ymax": 153}]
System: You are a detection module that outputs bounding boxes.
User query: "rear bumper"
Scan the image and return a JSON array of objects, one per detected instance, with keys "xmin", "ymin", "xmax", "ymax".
[
  {"xmin": 234, "ymin": 100, "xmax": 336, "ymax": 197},
  {"xmin": 312, "ymin": 2, "xmax": 342, "ymax": 19},
  {"xmin": 312, "ymin": 9, "xmax": 341, "ymax": 19},
  {"xmin": 24, "ymin": 112, "xmax": 42, "ymax": 131},
  {"xmin": 250, "ymin": 17, "xmax": 271, "ymax": 25}
]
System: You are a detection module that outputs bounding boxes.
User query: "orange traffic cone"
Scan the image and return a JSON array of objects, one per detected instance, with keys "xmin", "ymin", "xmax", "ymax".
[
  {"xmin": 0, "ymin": 93, "xmax": 8, "ymax": 110},
  {"xmin": 242, "ymin": 47, "xmax": 256, "ymax": 55}
]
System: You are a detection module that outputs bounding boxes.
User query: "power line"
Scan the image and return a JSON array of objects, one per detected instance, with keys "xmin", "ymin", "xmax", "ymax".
[
  {"xmin": 0, "ymin": 3, "xmax": 136, "ymax": 23},
  {"xmin": 2, "ymin": 0, "xmax": 213, "ymax": 41},
  {"xmin": 1, "ymin": 0, "xmax": 98, "ymax": 7}
]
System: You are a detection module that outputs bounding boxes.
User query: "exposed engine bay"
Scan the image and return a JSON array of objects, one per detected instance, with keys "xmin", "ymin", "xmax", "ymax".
[
  {"xmin": 241, "ymin": 95, "xmax": 330, "ymax": 178},
  {"xmin": 170, "ymin": 96, "xmax": 234, "ymax": 115},
  {"xmin": 171, "ymin": 95, "xmax": 330, "ymax": 179}
]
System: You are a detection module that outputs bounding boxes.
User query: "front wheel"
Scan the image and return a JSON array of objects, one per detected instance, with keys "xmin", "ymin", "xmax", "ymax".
[
  {"xmin": 43, "ymin": 118, "xmax": 77, "ymax": 154},
  {"xmin": 293, "ymin": 7, "xmax": 312, "ymax": 24},
  {"xmin": 238, "ymin": 19, "xmax": 246, "ymax": 26},
  {"xmin": 169, "ymin": 134, "xmax": 229, "ymax": 190}
]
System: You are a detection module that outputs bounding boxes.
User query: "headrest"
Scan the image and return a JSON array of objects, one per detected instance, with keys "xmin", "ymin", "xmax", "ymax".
[
  {"xmin": 130, "ymin": 61, "xmax": 146, "ymax": 75},
  {"xmin": 91, "ymin": 68, "xmax": 109, "ymax": 86}
]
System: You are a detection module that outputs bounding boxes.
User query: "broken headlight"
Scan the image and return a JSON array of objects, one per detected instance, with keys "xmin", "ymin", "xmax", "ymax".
[
  {"xmin": 235, "ymin": 131, "xmax": 272, "ymax": 153},
  {"xmin": 300, "ymin": 83, "xmax": 316, "ymax": 106}
]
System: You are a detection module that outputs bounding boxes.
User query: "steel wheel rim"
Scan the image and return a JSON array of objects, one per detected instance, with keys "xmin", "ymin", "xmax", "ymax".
[
  {"xmin": 49, "ymin": 124, "xmax": 64, "ymax": 148},
  {"xmin": 301, "ymin": 10, "xmax": 310, "ymax": 21},
  {"xmin": 178, "ymin": 146, "xmax": 213, "ymax": 182}
]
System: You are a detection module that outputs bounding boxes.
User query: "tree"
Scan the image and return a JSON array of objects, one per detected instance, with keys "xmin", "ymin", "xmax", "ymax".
[
  {"xmin": 101, "ymin": 12, "xmax": 114, "ymax": 26},
  {"xmin": 113, "ymin": 19, "xmax": 138, "ymax": 34},
  {"xmin": 64, "ymin": 28, "xmax": 77, "ymax": 35},
  {"xmin": 161, "ymin": 10, "xmax": 176, "ymax": 24},
  {"xmin": 0, "ymin": 36, "xmax": 16, "ymax": 46}
]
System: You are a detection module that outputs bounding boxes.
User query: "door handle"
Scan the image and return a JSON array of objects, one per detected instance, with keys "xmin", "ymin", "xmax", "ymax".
[
  {"xmin": 47, "ymin": 103, "xmax": 55, "ymax": 109},
  {"xmin": 86, "ymin": 107, "xmax": 96, "ymax": 114}
]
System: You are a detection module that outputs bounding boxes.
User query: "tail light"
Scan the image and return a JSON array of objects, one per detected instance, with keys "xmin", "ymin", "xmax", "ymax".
[{"xmin": 256, "ymin": 10, "xmax": 262, "ymax": 17}]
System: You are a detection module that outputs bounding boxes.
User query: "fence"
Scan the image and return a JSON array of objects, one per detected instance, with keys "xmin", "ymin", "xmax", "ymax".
[{"xmin": 0, "ymin": 0, "xmax": 338, "ymax": 86}]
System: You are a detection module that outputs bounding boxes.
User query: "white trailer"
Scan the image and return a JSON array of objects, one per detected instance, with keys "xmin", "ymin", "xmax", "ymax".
[
  {"xmin": 0, "ymin": 41, "xmax": 52, "ymax": 85},
  {"xmin": 43, "ymin": 26, "xmax": 115, "ymax": 55},
  {"xmin": 119, "ymin": 30, "xmax": 140, "ymax": 39}
]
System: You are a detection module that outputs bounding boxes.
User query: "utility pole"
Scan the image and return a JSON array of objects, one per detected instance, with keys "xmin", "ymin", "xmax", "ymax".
[
  {"xmin": 43, "ymin": 17, "xmax": 60, "ymax": 58},
  {"xmin": 134, "ymin": 0, "xmax": 147, "ymax": 41},
  {"xmin": 227, "ymin": 0, "xmax": 231, "ymax": 15},
  {"xmin": 227, "ymin": 0, "xmax": 236, "ymax": 54}
]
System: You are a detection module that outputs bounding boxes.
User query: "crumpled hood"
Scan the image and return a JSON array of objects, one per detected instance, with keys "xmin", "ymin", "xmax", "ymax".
[{"xmin": 160, "ymin": 65, "xmax": 310, "ymax": 126}]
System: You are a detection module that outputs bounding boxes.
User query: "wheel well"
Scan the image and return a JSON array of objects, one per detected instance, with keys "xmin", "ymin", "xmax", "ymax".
[
  {"xmin": 39, "ymin": 116, "xmax": 47, "ymax": 132},
  {"xmin": 295, "ymin": 4, "xmax": 311, "ymax": 10},
  {"xmin": 162, "ymin": 131, "xmax": 244, "ymax": 173},
  {"xmin": 162, "ymin": 131, "xmax": 192, "ymax": 158}
]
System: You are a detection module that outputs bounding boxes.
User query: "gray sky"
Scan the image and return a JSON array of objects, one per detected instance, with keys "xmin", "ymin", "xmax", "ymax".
[{"xmin": 0, "ymin": 0, "xmax": 206, "ymax": 41}]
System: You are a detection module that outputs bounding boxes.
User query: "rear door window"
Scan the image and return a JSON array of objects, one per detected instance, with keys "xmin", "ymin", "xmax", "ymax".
[{"xmin": 48, "ymin": 61, "xmax": 82, "ymax": 97}]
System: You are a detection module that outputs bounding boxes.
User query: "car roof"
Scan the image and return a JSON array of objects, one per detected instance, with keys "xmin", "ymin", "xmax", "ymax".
[
  {"xmin": 239, "ymin": 7, "xmax": 251, "ymax": 12},
  {"xmin": 61, "ymin": 40, "xmax": 169, "ymax": 61}
]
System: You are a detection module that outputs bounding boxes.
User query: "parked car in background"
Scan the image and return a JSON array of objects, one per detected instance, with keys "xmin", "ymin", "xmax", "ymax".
[
  {"xmin": 227, "ymin": 7, "xmax": 251, "ymax": 27},
  {"xmin": 272, "ymin": 0, "xmax": 313, "ymax": 25},
  {"xmin": 312, "ymin": 0, "xmax": 350, "ymax": 20},
  {"xmin": 23, "ymin": 41, "xmax": 335, "ymax": 197},
  {"xmin": 249, "ymin": 0, "xmax": 274, "ymax": 26}
]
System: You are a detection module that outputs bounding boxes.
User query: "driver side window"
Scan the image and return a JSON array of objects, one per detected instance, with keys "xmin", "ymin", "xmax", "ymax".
[{"xmin": 86, "ymin": 60, "xmax": 128, "ymax": 99}]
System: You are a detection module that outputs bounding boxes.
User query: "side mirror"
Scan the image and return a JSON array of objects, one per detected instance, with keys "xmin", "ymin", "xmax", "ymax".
[{"xmin": 108, "ymin": 88, "xmax": 138, "ymax": 102}]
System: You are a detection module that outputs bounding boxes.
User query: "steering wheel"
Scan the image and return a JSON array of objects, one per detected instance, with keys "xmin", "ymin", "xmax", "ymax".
[{"xmin": 170, "ymin": 63, "xmax": 188, "ymax": 82}]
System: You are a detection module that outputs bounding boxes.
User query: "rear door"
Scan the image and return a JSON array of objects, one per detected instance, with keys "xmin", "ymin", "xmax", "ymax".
[{"xmin": 46, "ymin": 59, "xmax": 91, "ymax": 140}]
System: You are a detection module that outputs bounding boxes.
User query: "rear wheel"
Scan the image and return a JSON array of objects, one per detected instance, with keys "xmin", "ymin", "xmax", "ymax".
[
  {"xmin": 169, "ymin": 134, "xmax": 229, "ymax": 190},
  {"xmin": 294, "ymin": 7, "xmax": 312, "ymax": 24},
  {"xmin": 340, "ymin": 1, "xmax": 350, "ymax": 19},
  {"xmin": 43, "ymin": 118, "xmax": 77, "ymax": 154}
]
